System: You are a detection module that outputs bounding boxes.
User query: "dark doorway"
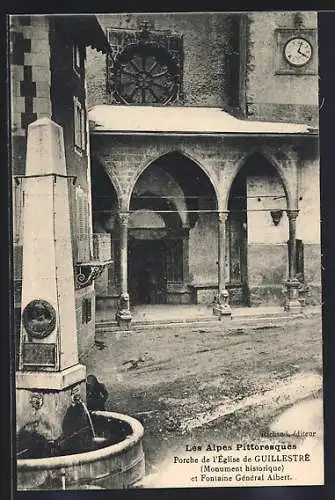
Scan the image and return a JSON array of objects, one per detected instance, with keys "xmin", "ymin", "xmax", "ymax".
[{"xmin": 128, "ymin": 239, "xmax": 167, "ymax": 305}]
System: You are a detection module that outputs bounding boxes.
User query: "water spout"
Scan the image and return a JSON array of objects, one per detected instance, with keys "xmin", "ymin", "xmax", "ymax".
[
  {"xmin": 71, "ymin": 388, "xmax": 97, "ymax": 440},
  {"xmin": 79, "ymin": 401, "xmax": 96, "ymax": 440}
]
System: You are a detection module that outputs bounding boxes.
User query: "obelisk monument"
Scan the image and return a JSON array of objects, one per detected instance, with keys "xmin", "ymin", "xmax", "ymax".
[{"xmin": 16, "ymin": 118, "xmax": 86, "ymax": 443}]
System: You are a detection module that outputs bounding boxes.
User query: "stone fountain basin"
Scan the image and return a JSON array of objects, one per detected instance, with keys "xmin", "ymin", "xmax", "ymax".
[{"xmin": 17, "ymin": 411, "xmax": 145, "ymax": 490}]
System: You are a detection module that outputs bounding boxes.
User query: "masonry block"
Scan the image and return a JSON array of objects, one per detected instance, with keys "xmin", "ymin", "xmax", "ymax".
[
  {"xmin": 11, "ymin": 65, "xmax": 24, "ymax": 85},
  {"xmin": 30, "ymin": 37, "xmax": 50, "ymax": 53},
  {"xmin": 24, "ymin": 51, "xmax": 50, "ymax": 67},
  {"xmin": 35, "ymin": 81, "xmax": 51, "ymax": 99},
  {"xmin": 32, "ymin": 66, "xmax": 51, "ymax": 84},
  {"xmin": 33, "ymin": 97, "xmax": 52, "ymax": 115}
]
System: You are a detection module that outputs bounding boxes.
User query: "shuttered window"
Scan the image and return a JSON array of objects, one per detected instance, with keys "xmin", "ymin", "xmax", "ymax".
[{"xmin": 75, "ymin": 185, "xmax": 90, "ymax": 262}]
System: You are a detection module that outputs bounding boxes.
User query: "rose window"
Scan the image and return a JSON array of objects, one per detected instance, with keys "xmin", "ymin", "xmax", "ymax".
[{"xmin": 113, "ymin": 45, "xmax": 178, "ymax": 105}]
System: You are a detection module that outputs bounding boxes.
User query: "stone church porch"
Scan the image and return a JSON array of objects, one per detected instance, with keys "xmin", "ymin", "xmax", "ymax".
[{"xmin": 89, "ymin": 105, "xmax": 320, "ymax": 328}]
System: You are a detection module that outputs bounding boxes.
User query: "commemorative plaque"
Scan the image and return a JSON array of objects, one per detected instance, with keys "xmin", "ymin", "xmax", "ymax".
[
  {"xmin": 22, "ymin": 343, "xmax": 56, "ymax": 368},
  {"xmin": 22, "ymin": 299, "xmax": 56, "ymax": 339}
]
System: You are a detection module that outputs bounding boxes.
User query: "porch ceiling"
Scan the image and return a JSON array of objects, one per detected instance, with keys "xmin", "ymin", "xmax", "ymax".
[{"xmin": 88, "ymin": 105, "xmax": 318, "ymax": 136}]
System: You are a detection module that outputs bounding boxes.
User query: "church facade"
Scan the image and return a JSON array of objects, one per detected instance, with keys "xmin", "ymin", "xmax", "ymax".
[
  {"xmin": 86, "ymin": 12, "xmax": 320, "ymax": 324},
  {"xmin": 10, "ymin": 12, "xmax": 321, "ymax": 350}
]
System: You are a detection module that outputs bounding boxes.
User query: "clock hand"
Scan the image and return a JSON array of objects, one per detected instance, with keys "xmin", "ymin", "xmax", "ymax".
[
  {"xmin": 297, "ymin": 43, "xmax": 310, "ymax": 58},
  {"xmin": 297, "ymin": 43, "xmax": 304, "ymax": 55}
]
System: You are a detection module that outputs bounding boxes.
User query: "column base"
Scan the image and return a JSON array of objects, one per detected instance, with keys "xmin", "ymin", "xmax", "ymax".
[
  {"xmin": 115, "ymin": 292, "xmax": 132, "ymax": 329},
  {"xmin": 284, "ymin": 300, "xmax": 302, "ymax": 313},
  {"xmin": 213, "ymin": 303, "xmax": 232, "ymax": 319},
  {"xmin": 283, "ymin": 279, "xmax": 303, "ymax": 314},
  {"xmin": 16, "ymin": 365, "xmax": 87, "ymax": 441},
  {"xmin": 16, "ymin": 363, "xmax": 86, "ymax": 390},
  {"xmin": 115, "ymin": 309, "xmax": 132, "ymax": 329},
  {"xmin": 213, "ymin": 289, "xmax": 232, "ymax": 319}
]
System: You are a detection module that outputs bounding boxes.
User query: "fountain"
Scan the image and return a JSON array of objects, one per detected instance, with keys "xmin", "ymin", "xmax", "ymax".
[
  {"xmin": 15, "ymin": 118, "xmax": 145, "ymax": 490},
  {"xmin": 17, "ymin": 408, "xmax": 145, "ymax": 490}
]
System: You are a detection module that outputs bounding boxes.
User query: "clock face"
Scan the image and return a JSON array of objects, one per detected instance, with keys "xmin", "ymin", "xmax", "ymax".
[
  {"xmin": 284, "ymin": 37, "xmax": 313, "ymax": 67},
  {"xmin": 114, "ymin": 45, "xmax": 178, "ymax": 105}
]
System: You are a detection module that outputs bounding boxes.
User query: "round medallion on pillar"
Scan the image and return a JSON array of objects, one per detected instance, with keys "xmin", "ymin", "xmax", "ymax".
[{"xmin": 22, "ymin": 299, "xmax": 57, "ymax": 339}]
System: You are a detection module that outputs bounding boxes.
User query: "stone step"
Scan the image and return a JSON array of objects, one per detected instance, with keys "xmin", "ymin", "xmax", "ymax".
[{"xmin": 95, "ymin": 309, "xmax": 318, "ymax": 334}]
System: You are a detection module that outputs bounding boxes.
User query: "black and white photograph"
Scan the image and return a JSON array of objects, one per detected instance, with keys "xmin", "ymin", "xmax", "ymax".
[{"xmin": 9, "ymin": 11, "xmax": 323, "ymax": 490}]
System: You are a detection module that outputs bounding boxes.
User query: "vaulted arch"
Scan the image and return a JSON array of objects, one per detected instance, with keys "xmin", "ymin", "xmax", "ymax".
[
  {"xmin": 127, "ymin": 150, "xmax": 219, "ymax": 305},
  {"xmin": 91, "ymin": 156, "xmax": 119, "ymax": 232},
  {"xmin": 223, "ymin": 148, "xmax": 295, "ymax": 211},
  {"xmin": 127, "ymin": 149, "xmax": 219, "ymax": 212}
]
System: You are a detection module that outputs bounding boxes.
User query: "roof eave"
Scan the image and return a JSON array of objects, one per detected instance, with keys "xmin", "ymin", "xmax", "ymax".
[
  {"xmin": 90, "ymin": 128, "xmax": 318, "ymax": 137},
  {"xmin": 51, "ymin": 15, "xmax": 110, "ymax": 54}
]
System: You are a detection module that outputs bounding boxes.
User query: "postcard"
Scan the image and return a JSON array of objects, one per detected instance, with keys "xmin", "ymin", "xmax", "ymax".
[{"xmin": 9, "ymin": 11, "xmax": 323, "ymax": 490}]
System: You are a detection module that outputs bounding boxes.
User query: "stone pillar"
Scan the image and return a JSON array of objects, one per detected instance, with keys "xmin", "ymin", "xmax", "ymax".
[
  {"xmin": 182, "ymin": 228, "xmax": 190, "ymax": 282},
  {"xmin": 213, "ymin": 211, "xmax": 232, "ymax": 319},
  {"xmin": 115, "ymin": 212, "xmax": 132, "ymax": 328},
  {"xmin": 284, "ymin": 209, "xmax": 302, "ymax": 312},
  {"xmin": 16, "ymin": 117, "xmax": 86, "ymax": 445}
]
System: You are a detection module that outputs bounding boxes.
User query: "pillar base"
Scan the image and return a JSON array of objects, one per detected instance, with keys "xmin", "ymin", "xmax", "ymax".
[
  {"xmin": 284, "ymin": 300, "xmax": 302, "ymax": 313},
  {"xmin": 16, "ymin": 364, "xmax": 87, "ymax": 442},
  {"xmin": 16, "ymin": 363, "xmax": 86, "ymax": 390},
  {"xmin": 213, "ymin": 289, "xmax": 232, "ymax": 320},
  {"xmin": 115, "ymin": 293, "xmax": 132, "ymax": 329},
  {"xmin": 213, "ymin": 303, "xmax": 232, "ymax": 319},
  {"xmin": 283, "ymin": 278, "xmax": 303, "ymax": 314},
  {"xmin": 115, "ymin": 310, "xmax": 132, "ymax": 329}
]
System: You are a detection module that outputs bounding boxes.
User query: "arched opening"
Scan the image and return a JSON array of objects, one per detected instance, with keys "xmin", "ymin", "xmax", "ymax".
[
  {"xmin": 129, "ymin": 151, "xmax": 218, "ymax": 305},
  {"xmin": 227, "ymin": 153, "xmax": 289, "ymax": 306},
  {"xmin": 91, "ymin": 158, "xmax": 120, "ymax": 302}
]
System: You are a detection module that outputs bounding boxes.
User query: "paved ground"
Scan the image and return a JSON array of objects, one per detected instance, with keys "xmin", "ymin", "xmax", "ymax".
[
  {"xmin": 95, "ymin": 303, "xmax": 320, "ymax": 325},
  {"xmin": 81, "ymin": 313, "xmax": 323, "ymax": 487}
]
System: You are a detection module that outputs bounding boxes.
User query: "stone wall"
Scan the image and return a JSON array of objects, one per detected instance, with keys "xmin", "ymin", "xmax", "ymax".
[
  {"xmin": 11, "ymin": 15, "xmax": 52, "ymax": 288},
  {"xmin": 10, "ymin": 15, "xmax": 52, "ymax": 141},
  {"xmin": 88, "ymin": 13, "xmax": 242, "ymax": 110},
  {"xmin": 87, "ymin": 12, "xmax": 318, "ymax": 124},
  {"xmin": 245, "ymin": 11, "xmax": 318, "ymax": 125}
]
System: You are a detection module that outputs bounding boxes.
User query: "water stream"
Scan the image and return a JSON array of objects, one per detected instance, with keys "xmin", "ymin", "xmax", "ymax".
[
  {"xmin": 16, "ymin": 406, "xmax": 131, "ymax": 461},
  {"xmin": 79, "ymin": 401, "xmax": 96, "ymax": 439}
]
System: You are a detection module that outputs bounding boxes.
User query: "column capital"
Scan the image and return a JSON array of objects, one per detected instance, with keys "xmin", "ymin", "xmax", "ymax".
[
  {"xmin": 217, "ymin": 211, "xmax": 229, "ymax": 223},
  {"xmin": 118, "ymin": 212, "xmax": 129, "ymax": 227},
  {"xmin": 286, "ymin": 209, "xmax": 299, "ymax": 221}
]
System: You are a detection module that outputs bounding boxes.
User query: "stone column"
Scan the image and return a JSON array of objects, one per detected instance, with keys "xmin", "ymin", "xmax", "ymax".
[
  {"xmin": 115, "ymin": 212, "xmax": 132, "ymax": 328},
  {"xmin": 182, "ymin": 228, "xmax": 190, "ymax": 283},
  {"xmin": 284, "ymin": 209, "xmax": 302, "ymax": 312},
  {"xmin": 213, "ymin": 211, "xmax": 232, "ymax": 319},
  {"xmin": 16, "ymin": 117, "xmax": 86, "ymax": 446}
]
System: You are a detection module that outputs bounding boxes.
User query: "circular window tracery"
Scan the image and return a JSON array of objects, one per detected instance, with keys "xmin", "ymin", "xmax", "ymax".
[{"xmin": 113, "ymin": 44, "xmax": 178, "ymax": 105}]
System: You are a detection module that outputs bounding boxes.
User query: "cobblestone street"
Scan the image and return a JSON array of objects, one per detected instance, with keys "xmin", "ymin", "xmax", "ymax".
[{"xmin": 82, "ymin": 313, "xmax": 323, "ymax": 485}]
